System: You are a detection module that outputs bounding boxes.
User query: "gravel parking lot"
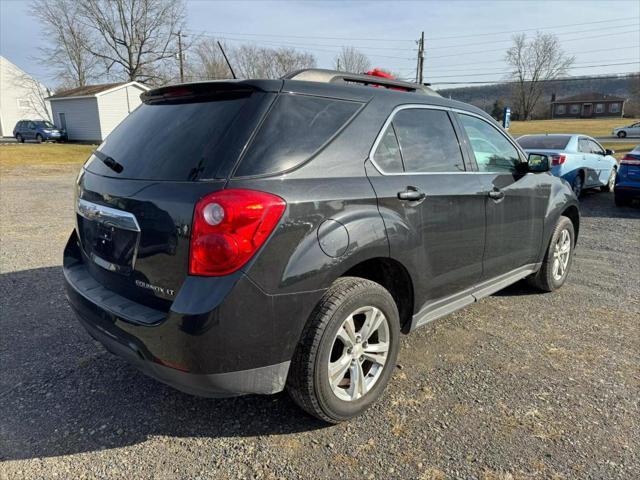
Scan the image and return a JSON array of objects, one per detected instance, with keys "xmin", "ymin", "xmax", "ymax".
[{"xmin": 1, "ymin": 164, "xmax": 639, "ymax": 479}]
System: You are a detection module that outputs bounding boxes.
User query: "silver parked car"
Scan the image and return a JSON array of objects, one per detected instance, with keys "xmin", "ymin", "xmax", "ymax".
[{"xmin": 612, "ymin": 122, "xmax": 640, "ymax": 138}]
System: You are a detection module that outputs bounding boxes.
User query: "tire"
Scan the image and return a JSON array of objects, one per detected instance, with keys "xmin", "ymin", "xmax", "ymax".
[
  {"xmin": 615, "ymin": 194, "xmax": 630, "ymax": 207},
  {"xmin": 617, "ymin": 131, "xmax": 627, "ymax": 139},
  {"xmin": 287, "ymin": 277, "xmax": 400, "ymax": 423},
  {"xmin": 35, "ymin": 134, "xmax": 43, "ymax": 144},
  {"xmin": 528, "ymin": 216, "xmax": 575, "ymax": 292},
  {"xmin": 601, "ymin": 168, "xmax": 616, "ymax": 192},
  {"xmin": 571, "ymin": 173, "xmax": 584, "ymax": 198},
  {"xmin": 15, "ymin": 134, "xmax": 24, "ymax": 143}
]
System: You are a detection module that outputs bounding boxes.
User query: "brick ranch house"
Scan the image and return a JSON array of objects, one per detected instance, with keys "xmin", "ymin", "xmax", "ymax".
[{"xmin": 550, "ymin": 92, "xmax": 626, "ymax": 119}]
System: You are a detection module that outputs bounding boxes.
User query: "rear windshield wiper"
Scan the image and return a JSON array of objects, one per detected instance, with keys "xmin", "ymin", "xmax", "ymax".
[{"xmin": 94, "ymin": 150, "xmax": 123, "ymax": 173}]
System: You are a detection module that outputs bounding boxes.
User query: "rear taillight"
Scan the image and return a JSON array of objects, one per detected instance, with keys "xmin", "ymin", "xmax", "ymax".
[
  {"xmin": 551, "ymin": 154, "xmax": 566, "ymax": 166},
  {"xmin": 189, "ymin": 189, "xmax": 286, "ymax": 276},
  {"xmin": 620, "ymin": 155, "xmax": 640, "ymax": 165}
]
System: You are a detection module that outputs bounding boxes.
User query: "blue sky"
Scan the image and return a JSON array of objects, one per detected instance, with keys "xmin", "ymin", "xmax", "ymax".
[{"xmin": 1, "ymin": 0, "xmax": 638, "ymax": 88}]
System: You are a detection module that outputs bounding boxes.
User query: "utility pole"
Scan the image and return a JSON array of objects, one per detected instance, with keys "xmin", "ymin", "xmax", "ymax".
[
  {"xmin": 416, "ymin": 31, "xmax": 425, "ymax": 85},
  {"xmin": 177, "ymin": 31, "xmax": 185, "ymax": 82}
]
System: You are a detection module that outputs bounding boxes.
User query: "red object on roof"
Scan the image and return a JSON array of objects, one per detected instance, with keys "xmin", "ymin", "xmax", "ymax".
[
  {"xmin": 364, "ymin": 68, "xmax": 408, "ymax": 91},
  {"xmin": 366, "ymin": 68, "xmax": 396, "ymax": 79}
]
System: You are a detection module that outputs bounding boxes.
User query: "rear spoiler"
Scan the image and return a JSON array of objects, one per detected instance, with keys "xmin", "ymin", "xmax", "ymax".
[
  {"xmin": 142, "ymin": 80, "xmax": 283, "ymax": 104},
  {"xmin": 283, "ymin": 68, "xmax": 440, "ymax": 97}
]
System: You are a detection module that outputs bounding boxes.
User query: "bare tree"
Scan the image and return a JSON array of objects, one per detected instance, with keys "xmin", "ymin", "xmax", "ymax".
[
  {"xmin": 186, "ymin": 38, "xmax": 234, "ymax": 81},
  {"xmin": 334, "ymin": 46, "xmax": 370, "ymax": 74},
  {"xmin": 505, "ymin": 33, "xmax": 574, "ymax": 120},
  {"xmin": 233, "ymin": 45, "xmax": 316, "ymax": 79},
  {"xmin": 77, "ymin": 0, "xmax": 187, "ymax": 84},
  {"xmin": 31, "ymin": 0, "xmax": 100, "ymax": 88}
]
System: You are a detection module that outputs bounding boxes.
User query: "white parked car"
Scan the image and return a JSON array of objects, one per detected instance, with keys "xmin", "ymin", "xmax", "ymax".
[
  {"xmin": 612, "ymin": 122, "xmax": 640, "ymax": 138},
  {"xmin": 517, "ymin": 134, "xmax": 618, "ymax": 197}
]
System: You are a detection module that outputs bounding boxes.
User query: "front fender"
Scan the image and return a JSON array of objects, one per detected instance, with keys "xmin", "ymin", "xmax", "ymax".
[{"xmin": 537, "ymin": 177, "xmax": 579, "ymax": 263}]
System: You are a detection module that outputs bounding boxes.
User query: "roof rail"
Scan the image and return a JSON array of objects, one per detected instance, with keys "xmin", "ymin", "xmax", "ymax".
[{"xmin": 283, "ymin": 69, "xmax": 440, "ymax": 97}]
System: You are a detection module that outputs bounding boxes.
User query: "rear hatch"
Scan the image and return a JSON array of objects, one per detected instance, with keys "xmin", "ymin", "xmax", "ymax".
[
  {"xmin": 619, "ymin": 151, "xmax": 640, "ymax": 183},
  {"xmin": 75, "ymin": 81, "xmax": 279, "ymax": 310}
]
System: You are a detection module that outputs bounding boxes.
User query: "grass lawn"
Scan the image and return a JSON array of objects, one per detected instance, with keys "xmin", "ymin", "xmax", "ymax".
[
  {"xmin": 0, "ymin": 143, "xmax": 95, "ymax": 168},
  {"xmin": 508, "ymin": 118, "xmax": 635, "ymax": 137}
]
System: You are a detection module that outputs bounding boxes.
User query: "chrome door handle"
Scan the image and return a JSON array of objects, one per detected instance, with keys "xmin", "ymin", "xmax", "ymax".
[{"xmin": 397, "ymin": 187, "xmax": 426, "ymax": 201}]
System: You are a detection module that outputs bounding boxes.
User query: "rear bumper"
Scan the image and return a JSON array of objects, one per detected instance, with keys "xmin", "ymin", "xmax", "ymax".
[
  {"xmin": 614, "ymin": 183, "xmax": 640, "ymax": 199},
  {"xmin": 63, "ymin": 232, "xmax": 323, "ymax": 397},
  {"xmin": 73, "ymin": 305, "xmax": 289, "ymax": 397}
]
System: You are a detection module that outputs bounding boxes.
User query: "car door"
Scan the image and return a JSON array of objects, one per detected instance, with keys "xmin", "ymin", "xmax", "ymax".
[
  {"xmin": 366, "ymin": 106, "xmax": 485, "ymax": 318},
  {"xmin": 577, "ymin": 137, "xmax": 601, "ymax": 187},
  {"xmin": 25, "ymin": 121, "xmax": 36, "ymax": 140},
  {"xmin": 586, "ymin": 138, "xmax": 610, "ymax": 185},
  {"xmin": 629, "ymin": 122, "xmax": 640, "ymax": 137},
  {"xmin": 455, "ymin": 112, "xmax": 550, "ymax": 280}
]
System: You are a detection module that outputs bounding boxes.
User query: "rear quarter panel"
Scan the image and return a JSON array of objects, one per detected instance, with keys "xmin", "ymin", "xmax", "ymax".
[{"xmin": 227, "ymin": 98, "xmax": 390, "ymax": 295}]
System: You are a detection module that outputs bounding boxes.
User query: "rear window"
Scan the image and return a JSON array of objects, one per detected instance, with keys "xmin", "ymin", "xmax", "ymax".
[
  {"xmin": 517, "ymin": 135, "xmax": 571, "ymax": 150},
  {"xmin": 233, "ymin": 94, "xmax": 362, "ymax": 177},
  {"xmin": 85, "ymin": 91, "xmax": 269, "ymax": 181}
]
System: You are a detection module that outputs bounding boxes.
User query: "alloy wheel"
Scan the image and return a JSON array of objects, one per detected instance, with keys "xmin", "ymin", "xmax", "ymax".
[
  {"xmin": 328, "ymin": 306, "xmax": 390, "ymax": 402},
  {"xmin": 552, "ymin": 229, "xmax": 571, "ymax": 281}
]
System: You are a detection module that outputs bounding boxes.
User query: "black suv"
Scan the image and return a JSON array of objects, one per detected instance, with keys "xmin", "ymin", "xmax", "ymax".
[{"xmin": 63, "ymin": 69, "xmax": 579, "ymax": 423}]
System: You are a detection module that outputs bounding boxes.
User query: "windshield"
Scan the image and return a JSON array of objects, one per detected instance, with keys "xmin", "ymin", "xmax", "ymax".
[
  {"xmin": 84, "ymin": 91, "xmax": 271, "ymax": 181},
  {"xmin": 34, "ymin": 121, "xmax": 56, "ymax": 128},
  {"xmin": 517, "ymin": 135, "xmax": 571, "ymax": 150}
]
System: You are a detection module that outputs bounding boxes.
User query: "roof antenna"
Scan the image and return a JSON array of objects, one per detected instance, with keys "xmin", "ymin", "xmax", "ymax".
[{"xmin": 217, "ymin": 41, "xmax": 237, "ymax": 79}]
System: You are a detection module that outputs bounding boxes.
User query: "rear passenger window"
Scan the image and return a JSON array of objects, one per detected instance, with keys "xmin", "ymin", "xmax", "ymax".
[
  {"xmin": 235, "ymin": 94, "xmax": 361, "ymax": 177},
  {"xmin": 373, "ymin": 125, "xmax": 404, "ymax": 173},
  {"xmin": 458, "ymin": 114, "xmax": 522, "ymax": 173},
  {"xmin": 391, "ymin": 109, "xmax": 465, "ymax": 173}
]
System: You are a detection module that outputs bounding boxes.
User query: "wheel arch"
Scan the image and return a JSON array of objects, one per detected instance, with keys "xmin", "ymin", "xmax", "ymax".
[
  {"xmin": 561, "ymin": 204, "xmax": 580, "ymax": 245},
  {"xmin": 342, "ymin": 257, "xmax": 414, "ymax": 334}
]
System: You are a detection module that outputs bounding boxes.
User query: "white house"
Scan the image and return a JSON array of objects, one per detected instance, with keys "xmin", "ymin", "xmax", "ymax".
[
  {"xmin": 0, "ymin": 55, "xmax": 51, "ymax": 137},
  {"xmin": 47, "ymin": 82, "xmax": 149, "ymax": 142}
]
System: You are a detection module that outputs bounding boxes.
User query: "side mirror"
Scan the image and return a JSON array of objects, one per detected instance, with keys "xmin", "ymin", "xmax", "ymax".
[
  {"xmin": 605, "ymin": 149, "xmax": 615, "ymax": 156},
  {"xmin": 527, "ymin": 153, "xmax": 550, "ymax": 172}
]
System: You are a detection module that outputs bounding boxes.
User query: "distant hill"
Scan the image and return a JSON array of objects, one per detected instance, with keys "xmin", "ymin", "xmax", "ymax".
[{"xmin": 436, "ymin": 73, "xmax": 639, "ymax": 118}]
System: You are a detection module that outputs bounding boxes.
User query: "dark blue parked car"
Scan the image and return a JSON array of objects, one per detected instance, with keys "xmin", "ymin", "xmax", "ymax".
[
  {"xmin": 13, "ymin": 119, "xmax": 67, "ymax": 143},
  {"xmin": 615, "ymin": 145, "xmax": 640, "ymax": 206}
]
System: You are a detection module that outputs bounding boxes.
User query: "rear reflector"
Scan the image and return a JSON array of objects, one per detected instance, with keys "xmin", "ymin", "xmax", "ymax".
[
  {"xmin": 551, "ymin": 154, "xmax": 566, "ymax": 166},
  {"xmin": 189, "ymin": 189, "xmax": 286, "ymax": 276}
]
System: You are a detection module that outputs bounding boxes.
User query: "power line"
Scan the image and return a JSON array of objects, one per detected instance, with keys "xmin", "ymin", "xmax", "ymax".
[
  {"xmin": 419, "ymin": 46, "xmax": 640, "ymax": 72},
  {"xmin": 202, "ymin": 36, "xmax": 416, "ymax": 60},
  {"xmin": 427, "ymin": 23, "xmax": 639, "ymax": 51},
  {"xmin": 430, "ymin": 72, "xmax": 638, "ymax": 86},
  {"xmin": 184, "ymin": 28, "xmax": 639, "ymax": 65},
  {"xmin": 420, "ymin": 57, "xmax": 640, "ymax": 75},
  {"xmin": 425, "ymin": 17, "xmax": 635, "ymax": 41},
  {"xmin": 426, "ymin": 61, "xmax": 640, "ymax": 80},
  {"xmin": 184, "ymin": 17, "xmax": 633, "ymax": 44},
  {"xmin": 427, "ymin": 29, "xmax": 640, "ymax": 60},
  {"xmin": 185, "ymin": 21, "xmax": 638, "ymax": 55}
]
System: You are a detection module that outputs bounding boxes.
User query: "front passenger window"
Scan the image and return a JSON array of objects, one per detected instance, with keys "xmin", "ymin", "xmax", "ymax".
[
  {"xmin": 458, "ymin": 114, "xmax": 522, "ymax": 173},
  {"xmin": 588, "ymin": 140, "xmax": 604, "ymax": 155}
]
